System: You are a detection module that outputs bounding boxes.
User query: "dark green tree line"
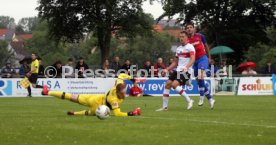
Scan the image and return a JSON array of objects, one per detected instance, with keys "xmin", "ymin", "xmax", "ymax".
[
  {"xmin": 155, "ymin": 0, "xmax": 276, "ymax": 64},
  {"xmin": 37, "ymin": 0, "xmax": 153, "ymax": 64}
]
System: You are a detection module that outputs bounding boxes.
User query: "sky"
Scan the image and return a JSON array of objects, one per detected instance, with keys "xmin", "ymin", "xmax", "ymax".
[{"xmin": 0, "ymin": 0, "xmax": 164, "ymax": 23}]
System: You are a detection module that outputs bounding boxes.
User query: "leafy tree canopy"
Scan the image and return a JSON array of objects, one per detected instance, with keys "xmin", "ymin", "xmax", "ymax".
[
  {"xmin": 37, "ymin": 0, "xmax": 154, "ymax": 63},
  {"xmin": 156, "ymin": 0, "xmax": 276, "ymax": 64}
]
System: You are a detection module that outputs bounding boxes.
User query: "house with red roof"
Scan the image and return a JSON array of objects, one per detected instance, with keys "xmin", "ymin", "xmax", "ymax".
[
  {"xmin": 0, "ymin": 28, "xmax": 8, "ymax": 40},
  {"xmin": 10, "ymin": 33, "xmax": 33, "ymax": 62},
  {"xmin": 17, "ymin": 34, "xmax": 33, "ymax": 40},
  {"xmin": 153, "ymin": 24, "xmax": 182, "ymax": 38},
  {"xmin": 0, "ymin": 27, "xmax": 33, "ymax": 67},
  {"xmin": 12, "ymin": 33, "xmax": 33, "ymax": 42}
]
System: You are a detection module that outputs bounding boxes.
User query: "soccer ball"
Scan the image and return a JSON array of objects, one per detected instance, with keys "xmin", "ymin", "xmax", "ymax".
[{"xmin": 96, "ymin": 105, "xmax": 111, "ymax": 120}]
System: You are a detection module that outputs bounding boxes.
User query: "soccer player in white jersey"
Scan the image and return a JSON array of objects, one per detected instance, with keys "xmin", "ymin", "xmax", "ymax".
[{"xmin": 156, "ymin": 31, "xmax": 196, "ymax": 111}]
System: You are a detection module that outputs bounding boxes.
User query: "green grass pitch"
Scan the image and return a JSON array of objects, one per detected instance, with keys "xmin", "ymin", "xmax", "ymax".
[{"xmin": 0, "ymin": 96, "xmax": 276, "ymax": 145}]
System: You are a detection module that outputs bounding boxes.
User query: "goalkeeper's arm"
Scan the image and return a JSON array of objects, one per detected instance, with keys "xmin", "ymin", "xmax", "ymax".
[{"xmin": 113, "ymin": 108, "xmax": 141, "ymax": 117}]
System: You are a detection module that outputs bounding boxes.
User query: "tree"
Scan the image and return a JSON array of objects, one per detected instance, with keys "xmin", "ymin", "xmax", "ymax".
[
  {"xmin": 156, "ymin": 0, "xmax": 276, "ymax": 64},
  {"xmin": 245, "ymin": 28, "xmax": 276, "ymax": 72},
  {"xmin": 37, "ymin": 0, "xmax": 153, "ymax": 64},
  {"xmin": 0, "ymin": 16, "xmax": 15, "ymax": 29},
  {"xmin": 17, "ymin": 17, "xmax": 39, "ymax": 34},
  {"xmin": 15, "ymin": 25, "xmax": 25, "ymax": 34},
  {"xmin": 25, "ymin": 21, "xmax": 99, "ymax": 66},
  {"xmin": 24, "ymin": 21, "xmax": 67, "ymax": 65},
  {"xmin": 110, "ymin": 33, "xmax": 176, "ymax": 67},
  {"xmin": 0, "ymin": 40, "xmax": 14, "ymax": 66}
]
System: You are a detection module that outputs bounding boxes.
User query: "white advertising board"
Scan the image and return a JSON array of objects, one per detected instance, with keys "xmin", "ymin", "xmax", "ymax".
[
  {"xmin": 0, "ymin": 78, "xmax": 213, "ymax": 97},
  {"xmin": 0, "ymin": 78, "xmax": 116, "ymax": 97},
  {"xmin": 237, "ymin": 77, "xmax": 273, "ymax": 95}
]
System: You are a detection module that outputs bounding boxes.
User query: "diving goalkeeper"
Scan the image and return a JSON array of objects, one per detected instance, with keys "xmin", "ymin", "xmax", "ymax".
[{"xmin": 42, "ymin": 74, "xmax": 141, "ymax": 117}]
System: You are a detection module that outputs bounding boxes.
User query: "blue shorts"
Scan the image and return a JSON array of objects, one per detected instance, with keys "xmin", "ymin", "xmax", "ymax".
[{"xmin": 193, "ymin": 55, "xmax": 209, "ymax": 77}]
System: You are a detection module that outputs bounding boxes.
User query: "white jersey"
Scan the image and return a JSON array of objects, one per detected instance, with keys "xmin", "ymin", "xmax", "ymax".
[{"xmin": 175, "ymin": 43, "xmax": 196, "ymax": 73}]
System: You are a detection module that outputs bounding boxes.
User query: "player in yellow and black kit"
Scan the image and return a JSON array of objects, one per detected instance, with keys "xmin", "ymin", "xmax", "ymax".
[
  {"xmin": 26, "ymin": 53, "xmax": 44, "ymax": 97},
  {"xmin": 41, "ymin": 74, "xmax": 141, "ymax": 117}
]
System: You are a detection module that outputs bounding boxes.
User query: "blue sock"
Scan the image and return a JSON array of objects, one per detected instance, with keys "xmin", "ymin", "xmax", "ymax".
[
  {"xmin": 204, "ymin": 85, "xmax": 212, "ymax": 100},
  {"xmin": 198, "ymin": 80, "xmax": 205, "ymax": 97}
]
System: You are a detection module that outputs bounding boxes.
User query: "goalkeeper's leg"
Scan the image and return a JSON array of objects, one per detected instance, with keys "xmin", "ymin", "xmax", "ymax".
[
  {"xmin": 67, "ymin": 110, "xmax": 92, "ymax": 116},
  {"xmin": 42, "ymin": 86, "xmax": 80, "ymax": 103},
  {"xmin": 42, "ymin": 86, "xmax": 94, "ymax": 116},
  {"xmin": 48, "ymin": 91, "xmax": 75, "ymax": 101},
  {"xmin": 48, "ymin": 91, "xmax": 95, "ymax": 116}
]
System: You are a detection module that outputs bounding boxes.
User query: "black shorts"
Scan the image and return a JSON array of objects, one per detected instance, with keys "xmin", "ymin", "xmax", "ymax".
[
  {"xmin": 168, "ymin": 71, "xmax": 191, "ymax": 85},
  {"xmin": 28, "ymin": 73, "xmax": 38, "ymax": 84}
]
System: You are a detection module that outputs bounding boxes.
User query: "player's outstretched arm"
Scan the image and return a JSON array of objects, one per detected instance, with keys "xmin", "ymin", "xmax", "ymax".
[
  {"xmin": 113, "ymin": 108, "xmax": 128, "ymax": 117},
  {"xmin": 115, "ymin": 73, "xmax": 132, "ymax": 86},
  {"xmin": 117, "ymin": 73, "xmax": 132, "ymax": 80},
  {"xmin": 113, "ymin": 108, "xmax": 141, "ymax": 117}
]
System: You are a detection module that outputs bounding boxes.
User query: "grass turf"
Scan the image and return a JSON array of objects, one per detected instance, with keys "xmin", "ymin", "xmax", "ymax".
[{"xmin": 0, "ymin": 96, "xmax": 276, "ymax": 145}]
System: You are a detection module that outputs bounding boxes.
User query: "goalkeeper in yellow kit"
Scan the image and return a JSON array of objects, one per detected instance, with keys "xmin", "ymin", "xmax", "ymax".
[{"xmin": 42, "ymin": 74, "xmax": 141, "ymax": 117}]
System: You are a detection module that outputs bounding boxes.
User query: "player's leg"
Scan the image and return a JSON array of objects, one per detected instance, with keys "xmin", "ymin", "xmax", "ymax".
[
  {"xmin": 193, "ymin": 60, "xmax": 205, "ymax": 106},
  {"xmin": 42, "ymin": 86, "xmax": 94, "ymax": 116},
  {"xmin": 67, "ymin": 95, "xmax": 99, "ymax": 116},
  {"xmin": 48, "ymin": 91, "xmax": 75, "ymax": 101},
  {"xmin": 26, "ymin": 75, "xmax": 34, "ymax": 97},
  {"xmin": 197, "ymin": 56, "xmax": 215, "ymax": 108},
  {"xmin": 70, "ymin": 95, "xmax": 103, "ymax": 116},
  {"xmin": 172, "ymin": 72, "xmax": 194, "ymax": 110},
  {"xmin": 31, "ymin": 84, "xmax": 43, "ymax": 89},
  {"xmin": 156, "ymin": 80, "xmax": 173, "ymax": 111},
  {"xmin": 27, "ymin": 86, "xmax": 32, "ymax": 97},
  {"xmin": 26, "ymin": 74, "xmax": 43, "ymax": 97},
  {"xmin": 68, "ymin": 110, "xmax": 92, "ymax": 116},
  {"xmin": 197, "ymin": 69, "xmax": 205, "ymax": 106},
  {"xmin": 30, "ymin": 74, "xmax": 43, "ymax": 89},
  {"xmin": 48, "ymin": 92, "xmax": 94, "ymax": 116}
]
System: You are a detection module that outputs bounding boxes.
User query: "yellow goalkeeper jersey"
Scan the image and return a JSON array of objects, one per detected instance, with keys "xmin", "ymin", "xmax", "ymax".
[{"xmin": 105, "ymin": 73, "xmax": 132, "ymax": 116}]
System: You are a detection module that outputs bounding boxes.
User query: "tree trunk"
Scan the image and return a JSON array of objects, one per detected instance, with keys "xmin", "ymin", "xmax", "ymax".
[
  {"xmin": 97, "ymin": 27, "xmax": 111, "ymax": 65},
  {"xmin": 96, "ymin": 0, "xmax": 113, "ymax": 65}
]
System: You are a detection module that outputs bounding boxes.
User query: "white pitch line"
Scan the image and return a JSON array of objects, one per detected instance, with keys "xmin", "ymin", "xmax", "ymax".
[{"xmin": 138, "ymin": 116, "xmax": 276, "ymax": 129}]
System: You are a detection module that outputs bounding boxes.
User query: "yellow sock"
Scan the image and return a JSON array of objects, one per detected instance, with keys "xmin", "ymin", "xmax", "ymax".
[{"xmin": 48, "ymin": 91, "xmax": 72, "ymax": 100}]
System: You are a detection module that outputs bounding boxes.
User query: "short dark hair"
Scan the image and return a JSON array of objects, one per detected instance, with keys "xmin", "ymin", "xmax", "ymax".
[
  {"xmin": 32, "ymin": 52, "xmax": 38, "ymax": 56},
  {"xmin": 55, "ymin": 60, "xmax": 62, "ymax": 64},
  {"xmin": 79, "ymin": 57, "xmax": 84, "ymax": 60},
  {"xmin": 180, "ymin": 31, "xmax": 189, "ymax": 36},
  {"xmin": 185, "ymin": 22, "xmax": 194, "ymax": 28},
  {"xmin": 68, "ymin": 58, "xmax": 73, "ymax": 62}
]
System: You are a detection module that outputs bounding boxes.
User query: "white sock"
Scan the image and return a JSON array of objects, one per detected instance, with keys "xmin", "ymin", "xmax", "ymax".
[
  {"xmin": 163, "ymin": 97, "xmax": 169, "ymax": 108},
  {"xmin": 200, "ymin": 96, "xmax": 204, "ymax": 101},
  {"xmin": 175, "ymin": 86, "xmax": 191, "ymax": 102},
  {"xmin": 209, "ymin": 98, "xmax": 214, "ymax": 102},
  {"xmin": 162, "ymin": 89, "xmax": 170, "ymax": 108}
]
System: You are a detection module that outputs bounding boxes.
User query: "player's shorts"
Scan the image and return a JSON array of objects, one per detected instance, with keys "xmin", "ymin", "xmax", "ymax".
[
  {"xmin": 168, "ymin": 71, "xmax": 191, "ymax": 85},
  {"xmin": 78, "ymin": 94, "xmax": 105, "ymax": 115},
  {"xmin": 193, "ymin": 55, "xmax": 209, "ymax": 77},
  {"xmin": 28, "ymin": 73, "xmax": 38, "ymax": 84}
]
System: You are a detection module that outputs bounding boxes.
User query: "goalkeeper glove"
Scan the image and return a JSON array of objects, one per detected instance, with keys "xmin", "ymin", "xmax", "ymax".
[{"xmin": 128, "ymin": 108, "xmax": 141, "ymax": 116}]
